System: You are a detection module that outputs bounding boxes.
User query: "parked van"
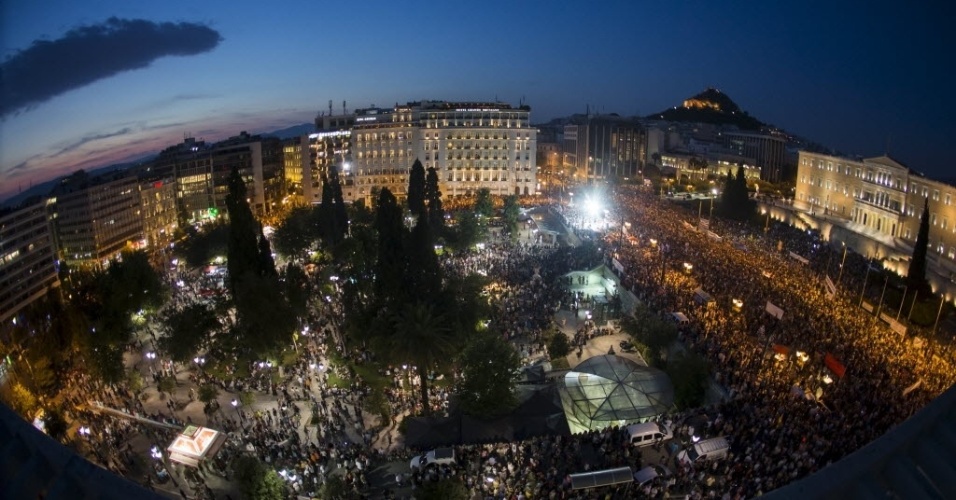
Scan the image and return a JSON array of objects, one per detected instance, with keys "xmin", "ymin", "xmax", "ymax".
[
  {"xmin": 677, "ymin": 437, "xmax": 730, "ymax": 465},
  {"xmin": 627, "ymin": 421, "xmax": 673, "ymax": 447},
  {"xmin": 671, "ymin": 312, "xmax": 690, "ymax": 326}
]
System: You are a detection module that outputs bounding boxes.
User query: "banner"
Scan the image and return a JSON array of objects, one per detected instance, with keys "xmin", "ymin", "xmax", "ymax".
[
  {"xmin": 682, "ymin": 221, "xmax": 696, "ymax": 231},
  {"xmin": 765, "ymin": 301, "xmax": 784, "ymax": 320},
  {"xmin": 707, "ymin": 231, "xmax": 722, "ymax": 241},
  {"xmin": 698, "ymin": 218, "xmax": 710, "ymax": 231},
  {"xmin": 902, "ymin": 379, "xmax": 922, "ymax": 396},
  {"xmin": 879, "ymin": 312, "xmax": 908, "ymax": 336},
  {"xmin": 861, "ymin": 301, "xmax": 874, "ymax": 313},
  {"xmin": 824, "ymin": 353, "xmax": 846, "ymax": 378},
  {"xmin": 824, "ymin": 276, "xmax": 836, "ymax": 297},
  {"xmin": 788, "ymin": 251, "xmax": 809, "ymax": 265},
  {"xmin": 612, "ymin": 258, "xmax": 624, "ymax": 275}
]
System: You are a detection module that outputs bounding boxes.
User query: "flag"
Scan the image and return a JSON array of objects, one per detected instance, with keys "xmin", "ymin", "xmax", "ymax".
[{"xmin": 825, "ymin": 353, "xmax": 846, "ymax": 378}]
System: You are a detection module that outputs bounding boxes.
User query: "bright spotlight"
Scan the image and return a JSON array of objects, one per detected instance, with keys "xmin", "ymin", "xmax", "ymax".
[{"xmin": 585, "ymin": 198, "xmax": 600, "ymax": 217}]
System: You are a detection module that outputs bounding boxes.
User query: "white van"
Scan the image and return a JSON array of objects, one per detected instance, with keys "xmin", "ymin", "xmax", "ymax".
[
  {"xmin": 671, "ymin": 312, "xmax": 690, "ymax": 326},
  {"xmin": 627, "ymin": 421, "xmax": 673, "ymax": 447},
  {"xmin": 677, "ymin": 436, "xmax": 730, "ymax": 465}
]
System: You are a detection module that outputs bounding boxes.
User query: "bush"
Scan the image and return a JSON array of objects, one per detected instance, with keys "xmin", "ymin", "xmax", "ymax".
[{"xmin": 547, "ymin": 332, "xmax": 571, "ymax": 358}]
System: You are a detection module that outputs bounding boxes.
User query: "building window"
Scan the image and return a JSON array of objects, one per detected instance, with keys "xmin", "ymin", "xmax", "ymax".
[{"xmin": 934, "ymin": 190, "xmax": 940, "ymax": 201}]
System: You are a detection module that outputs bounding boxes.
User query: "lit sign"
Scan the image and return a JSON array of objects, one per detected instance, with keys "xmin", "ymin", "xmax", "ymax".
[{"xmin": 454, "ymin": 108, "xmax": 501, "ymax": 112}]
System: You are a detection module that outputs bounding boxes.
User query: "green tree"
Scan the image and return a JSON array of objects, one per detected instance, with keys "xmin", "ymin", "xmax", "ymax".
[
  {"xmin": 907, "ymin": 197, "xmax": 931, "ymax": 298},
  {"xmin": 386, "ymin": 301, "xmax": 455, "ymax": 415},
  {"xmin": 198, "ymin": 384, "xmax": 219, "ymax": 405},
  {"xmin": 157, "ymin": 375, "xmax": 177, "ymax": 396},
  {"xmin": 406, "ymin": 215, "xmax": 442, "ymax": 298},
  {"xmin": 474, "ymin": 188, "xmax": 494, "ymax": 219},
  {"xmin": 373, "ymin": 188, "xmax": 408, "ymax": 308},
  {"xmin": 177, "ymin": 221, "xmax": 229, "ymax": 267},
  {"xmin": 502, "ymin": 194, "xmax": 521, "ymax": 236},
  {"xmin": 272, "ymin": 206, "xmax": 318, "ymax": 260},
  {"xmin": 425, "ymin": 166, "xmax": 445, "ymax": 232},
  {"xmin": 547, "ymin": 332, "xmax": 571, "ymax": 358},
  {"xmin": 329, "ymin": 165, "xmax": 349, "ymax": 245},
  {"xmin": 666, "ymin": 350, "xmax": 710, "ymax": 409},
  {"xmin": 456, "ymin": 332, "xmax": 521, "ymax": 417},
  {"xmin": 282, "ymin": 262, "xmax": 310, "ymax": 321},
  {"xmin": 233, "ymin": 271, "xmax": 296, "ymax": 358},
  {"xmin": 158, "ymin": 303, "xmax": 220, "ymax": 364},
  {"xmin": 449, "ymin": 210, "xmax": 484, "ymax": 252},
  {"xmin": 256, "ymin": 223, "xmax": 278, "ymax": 278},
  {"xmin": 232, "ymin": 455, "xmax": 286, "ymax": 500},
  {"xmin": 407, "ymin": 159, "xmax": 426, "ymax": 216},
  {"xmin": 419, "ymin": 478, "xmax": 469, "ymax": 500},
  {"xmin": 226, "ymin": 166, "xmax": 261, "ymax": 297},
  {"xmin": 42, "ymin": 407, "xmax": 69, "ymax": 441}
]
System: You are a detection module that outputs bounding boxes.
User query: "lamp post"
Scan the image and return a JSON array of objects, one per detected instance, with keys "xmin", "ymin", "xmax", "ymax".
[
  {"xmin": 231, "ymin": 399, "xmax": 241, "ymax": 422},
  {"xmin": 837, "ymin": 243, "xmax": 847, "ymax": 286}
]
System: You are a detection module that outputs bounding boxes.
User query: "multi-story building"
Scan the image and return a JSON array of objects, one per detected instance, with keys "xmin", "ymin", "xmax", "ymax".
[
  {"xmin": 563, "ymin": 115, "xmax": 645, "ymax": 182},
  {"xmin": 282, "ymin": 135, "xmax": 315, "ymax": 204},
  {"xmin": 0, "ymin": 199, "xmax": 59, "ymax": 324},
  {"xmin": 139, "ymin": 178, "xmax": 178, "ymax": 254},
  {"xmin": 145, "ymin": 133, "xmax": 283, "ymax": 222},
  {"xmin": 795, "ymin": 151, "xmax": 956, "ymax": 280},
  {"xmin": 49, "ymin": 171, "xmax": 143, "ymax": 268},
  {"xmin": 720, "ymin": 131, "xmax": 787, "ymax": 183},
  {"xmin": 348, "ymin": 101, "xmax": 537, "ymax": 205}
]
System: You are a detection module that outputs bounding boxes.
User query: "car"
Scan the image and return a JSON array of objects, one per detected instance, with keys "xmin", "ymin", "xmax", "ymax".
[
  {"xmin": 409, "ymin": 447, "xmax": 456, "ymax": 470},
  {"xmin": 633, "ymin": 464, "xmax": 672, "ymax": 486},
  {"xmin": 677, "ymin": 436, "xmax": 730, "ymax": 466}
]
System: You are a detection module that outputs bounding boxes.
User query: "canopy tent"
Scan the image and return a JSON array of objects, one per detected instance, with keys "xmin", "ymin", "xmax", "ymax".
[
  {"xmin": 559, "ymin": 355, "xmax": 674, "ymax": 434},
  {"xmin": 167, "ymin": 425, "xmax": 226, "ymax": 468},
  {"xmin": 570, "ymin": 466, "xmax": 634, "ymax": 490}
]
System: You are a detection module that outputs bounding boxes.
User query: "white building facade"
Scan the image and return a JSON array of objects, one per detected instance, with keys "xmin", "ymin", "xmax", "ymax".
[{"xmin": 348, "ymin": 101, "xmax": 537, "ymax": 205}]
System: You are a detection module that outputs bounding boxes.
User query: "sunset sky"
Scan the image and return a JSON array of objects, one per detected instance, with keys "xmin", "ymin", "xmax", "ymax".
[{"xmin": 1, "ymin": 1, "xmax": 953, "ymax": 202}]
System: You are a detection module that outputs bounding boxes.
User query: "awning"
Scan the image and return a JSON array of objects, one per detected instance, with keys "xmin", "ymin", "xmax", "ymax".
[{"xmin": 570, "ymin": 466, "xmax": 634, "ymax": 490}]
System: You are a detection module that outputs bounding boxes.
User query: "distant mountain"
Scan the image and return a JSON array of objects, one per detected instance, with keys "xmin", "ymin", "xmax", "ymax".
[
  {"xmin": 261, "ymin": 123, "xmax": 315, "ymax": 139},
  {"xmin": 648, "ymin": 87, "xmax": 764, "ymax": 130}
]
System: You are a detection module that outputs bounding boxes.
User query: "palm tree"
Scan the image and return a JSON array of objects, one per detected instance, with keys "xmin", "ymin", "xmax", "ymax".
[{"xmin": 388, "ymin": 301, "xmax": 455, "ymax": 415}]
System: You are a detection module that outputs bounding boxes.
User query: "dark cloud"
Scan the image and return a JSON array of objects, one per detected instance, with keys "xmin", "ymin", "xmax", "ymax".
[
  {"xmin": 50, "ymin": 127, "xmax": 133, "ymax": 158},
  {"xmin": 0, "ymin": 17, "xmax": 222, "ymax": 117}
]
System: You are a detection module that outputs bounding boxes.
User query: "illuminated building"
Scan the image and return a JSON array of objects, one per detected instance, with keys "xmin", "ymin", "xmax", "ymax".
[
  {"xmin": 145, "ymin": 132, "xmax": 283, "ymax": 222},
  {"xmin": 282, "ymin": 135, "xmax": 311, "ymax": 204},
  {"xmin": 139, "ymin": 178, "xmax": 177, "ymax": 252},
  {"xmin": 796, "ymin": 151, "xmax": 956, "ymax": 288},
  {"xmin": 48, "ymin": 171, "xmax": 143, "ymax": 268},
  {"xmin": 348, "ymin": 101, "xmax": 537, "ymax": 205},
  {"xmin": 563, "ymin": 114, "xmax": 645, "ymax": 183},
  {"xmin": 720, "ymin": 131, "xmax": 787, "ymax": 183},
  {"xmin": 0, "ymin": 199, "xmax": 59, "ymax": 324}
]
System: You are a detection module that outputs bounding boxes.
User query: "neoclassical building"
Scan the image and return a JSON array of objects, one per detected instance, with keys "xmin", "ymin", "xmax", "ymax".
[
  {"xmin": 795, "ymin": 151, "xmax": 956, "ymax": 278},
  {"xmin": 346, "ymin": 101, "xmax": 537, "ymax": 205}
]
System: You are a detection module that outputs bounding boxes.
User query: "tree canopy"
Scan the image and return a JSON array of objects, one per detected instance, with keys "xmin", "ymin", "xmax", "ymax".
[
  {"xmin": 906, "ymin": 197, "xmax": 931, "ymax": 298},
  {"xmin": 407, "ymin": 159, "xmax": 426, "ymax": 216},
  {"xmin": 456, "ymin": 332, "xmax": 521, "ymax": 417}
]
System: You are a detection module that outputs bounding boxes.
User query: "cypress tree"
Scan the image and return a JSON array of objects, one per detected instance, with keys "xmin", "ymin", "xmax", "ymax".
[
  {"xmin": 374, "ymin": 188, "xmax": 408, "ymax": 306},
  {"xmin": 425, "ymin": 167, "xmax": 444, "ymax": 232},
  {"xmin": 407, "ymin": 215, "xmax": 442, "ymax": 299},
  {"xmin": 225, "ymin": 166, "xmax": 259, "ymax": 296},
  {"xmin": 256, "ymin": 223, "xmax": 277, "ymax": 278},
  {"xmin": 907, "ymin": 197, "xmax": 931, "ymax": 297},
  {"xmin": 328, "ymin": 165, "xmax": 348, "ymax": 244},
  {"xmin": 407, "ymin": 159, "xmax": 426, "ymax": 216},
  {"xmin": 318, "ymin": 175, "xmax": 334, "ymax": 247}
]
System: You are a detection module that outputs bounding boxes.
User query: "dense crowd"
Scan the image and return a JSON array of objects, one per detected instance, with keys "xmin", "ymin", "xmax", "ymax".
[{"xmin": 59, "ymin": 185, "xmax": 956, "ymax": 499}]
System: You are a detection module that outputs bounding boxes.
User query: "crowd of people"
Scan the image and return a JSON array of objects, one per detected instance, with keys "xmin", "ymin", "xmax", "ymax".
[{"xmin": 55, "ymin": 183, "xmax": 956, "ymax": 499}]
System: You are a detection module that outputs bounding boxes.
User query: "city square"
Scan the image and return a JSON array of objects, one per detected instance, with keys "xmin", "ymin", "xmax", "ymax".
[{"xmin": 2, "ymin": 4, "xmax": 954, "ymax": 499}]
